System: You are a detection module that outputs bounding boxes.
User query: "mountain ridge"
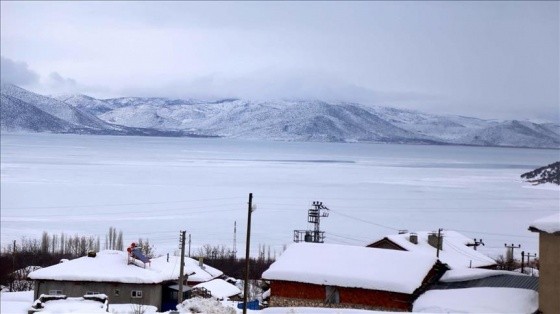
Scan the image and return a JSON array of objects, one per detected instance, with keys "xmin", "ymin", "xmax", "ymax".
[{"xmin": 1, "ymin": 84, "xmax": 558, "ymax": 149}]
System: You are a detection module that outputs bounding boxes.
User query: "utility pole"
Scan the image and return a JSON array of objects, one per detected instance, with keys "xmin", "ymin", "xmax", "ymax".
[
  {"xmin": 178, "ymin": 231, "xmax": 186, "ymax": 304},
  {"xmin": 521, "ymin": 251, "xmax": 525, "ymax": 273},
  {"xmin": 504, "ymin": 243, "xmax": 521, "ymax": 270},
  {"xmin": 525, "ymin": 252, "xmax": 537, "ymax": 276},
  {"xmin": 243, "ymin": 193, "xmax": 254, "ymax": 314},
  {"xmin": 466, "ymin": 238, "xmax": 485, "ymax": 251},
  {"xmin": 233, "ymin": 221, "xmax": 237, "ymax": 260},
  {"xmin": 436, "ymin": 228, "xmax": 443, "ymax": 258},
  {"xmin": 188, "ymin": 234, "xmax": 191, "ymax": 258},
  {"xmin": 11, "ymin": 240, "xmax": 16, "ymax": 292}
]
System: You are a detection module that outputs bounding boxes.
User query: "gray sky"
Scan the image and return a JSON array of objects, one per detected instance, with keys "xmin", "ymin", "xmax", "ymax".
[{"xmin": 1, "ymin": 1, "xmax": 558, "ymax": 121}]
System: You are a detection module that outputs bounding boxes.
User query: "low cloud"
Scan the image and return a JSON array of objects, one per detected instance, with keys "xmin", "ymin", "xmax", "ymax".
[
  {"xmin": 45, "ymin": 72, "xmax": 79, "ymax": 94},
  {"xmin": 0, "ymin": 56, "xmax": 40, "ymax": 86}
]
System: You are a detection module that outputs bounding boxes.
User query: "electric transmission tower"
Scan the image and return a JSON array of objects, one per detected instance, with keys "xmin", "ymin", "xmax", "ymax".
[{"xmin": 293, "ymin": 201, "xmax": 330, "ymax": 243}]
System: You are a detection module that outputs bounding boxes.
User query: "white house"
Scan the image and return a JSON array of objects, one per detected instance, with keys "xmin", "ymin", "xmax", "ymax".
[{"xmin": 28, "ymin": 250, "xmax": 223, "ymax": 312}]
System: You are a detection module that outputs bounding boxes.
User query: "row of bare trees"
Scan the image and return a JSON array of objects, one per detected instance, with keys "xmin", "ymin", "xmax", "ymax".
[
  {"xmin": 1, "ymin": 227, "xmax": 127, "ymax": 291},
  {"xmin": 194, "ymin": 243, "xmax": 279, "ymax": 279}
]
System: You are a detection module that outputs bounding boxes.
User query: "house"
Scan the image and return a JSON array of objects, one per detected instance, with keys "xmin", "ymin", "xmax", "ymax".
[
  {"xmin": 413, "ymin": 268, "xmax": 538, "ymax": 313},
  {"xmin": 28, "ymin": 250, "xmax": 223, "ymax": 312},
  {"xmin": 529, "ymin": 212, "xmax": 560, "ymax": 314},
  {"xmin": 261, "ymin": 242, "xmax": 447, "ymax": 312},
  {"xmin": 367, "ymin": 230, "xmax": 496, "ymax": 269}
]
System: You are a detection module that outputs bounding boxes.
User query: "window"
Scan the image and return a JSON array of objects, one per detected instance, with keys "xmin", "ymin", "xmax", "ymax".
[
  {"xmin": 49, "ymin": 290, "xmax": 63, "ymax": 295},
  {"xmin": 131, "ymin": 290, "xmax": 143, "ymax": 298},
  {"xmin": 114, "ymin": 289, "xmax": 120, "ymax": 296},
  {"xmin": 86, "ymin": 291, "xmax": 101, "ymax": 295}
]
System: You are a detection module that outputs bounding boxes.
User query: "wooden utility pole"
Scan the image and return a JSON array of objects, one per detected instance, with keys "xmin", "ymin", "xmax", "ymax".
[
  {"xmin": 436, "ymin": 228, "xmax": 443, "ymax": 258},
  {"xmin": 11, "ymin": 240, "xmax": 16, "ymax": 292},
  {"xmin": 504, "ymin": 243, "xmax": 521, "ymax": 270},
  {"xmin": 188, "ymin": 234, "xmax": 191, "ymax": 258},
  {"xmin": 233, "ymin": 221, "xmax": 237, "ymax": 260},
  {"xmin": 178, "ymin": 230, "xmax": 186, "ymax": 304},
  {"xmin": 524, "ymin": 252, "xmax": 537, "ymax": 275},
  {"xmin": 521, "ymin": 251, "xmax": 525, "ymax": 273},
  {"xmin": 243, "ymin": 193, "xmax": 254, "ymax": 314}
]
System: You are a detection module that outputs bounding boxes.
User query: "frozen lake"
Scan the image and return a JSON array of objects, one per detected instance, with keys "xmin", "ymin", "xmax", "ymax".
[{"xmin": 1, "ymin": 133, "xmax": 558, "ymax": 259}]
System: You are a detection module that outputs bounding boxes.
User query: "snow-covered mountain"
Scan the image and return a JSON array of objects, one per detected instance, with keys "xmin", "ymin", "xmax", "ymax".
[
  {"xmin": 0, "ymin": 84, "xmax": 196, "ymax": 137},
  {"xmin": 94, "ymin": 97, "xmax": 559, "ymax": 147},
  {"xmin": 1, "ymin": 93, "xmax": 78, "ymax": 133},
  {"xmin": 98, "ymin": 99, "xmax": 439, "ymax": 143},
  {"xmin": 456, "ymin": 120, "xmax": 560, "ymax": 148},
  {"xmin": 2, "ymin": 84, "xmax": 114, "ymax": 131},
  {"xmin": 2, "ymin": 84, "xmax": 558, "ymax": 148}
]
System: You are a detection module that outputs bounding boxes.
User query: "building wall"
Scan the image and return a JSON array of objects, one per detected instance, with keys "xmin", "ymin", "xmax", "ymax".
[
  {"xmin": 269, "ymin": 280, "xmax": 411, "ymax": 311},
  {"xmin": 539, "ymin": 233, "xmax": 560, "ymax": 314},
  {"xmin": 33, "ymin": 280, "xmax": 163, "ymax": 310}
]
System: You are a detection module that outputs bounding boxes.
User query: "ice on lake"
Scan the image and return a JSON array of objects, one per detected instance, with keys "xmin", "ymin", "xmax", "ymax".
[{"xmin": 1, "ymin": 133, "xmax": 558, "ymax": 258}]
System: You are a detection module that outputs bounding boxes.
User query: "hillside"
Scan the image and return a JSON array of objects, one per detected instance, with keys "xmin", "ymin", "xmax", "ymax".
[
  {"xmin": 521, "ymin": 162, "xmax": 560, "ymax": 185},
  {"xmin": 0, "ymin": 84, "xmax": 204, "ymax": 137},
  {"xmin": 0, "ymin": 94, "xmax": 77, "ymax": 133}
]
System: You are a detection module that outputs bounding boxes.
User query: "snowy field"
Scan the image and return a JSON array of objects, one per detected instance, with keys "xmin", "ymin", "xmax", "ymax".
[{"xmin": 1, "ymin": 133, "xmax": 559, "ymax": 258}]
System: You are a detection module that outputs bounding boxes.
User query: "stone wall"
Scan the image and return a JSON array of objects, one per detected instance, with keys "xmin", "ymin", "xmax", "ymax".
[{"xmin": 269, "ymin": 296, "xmax": 407, "ymax": 312}]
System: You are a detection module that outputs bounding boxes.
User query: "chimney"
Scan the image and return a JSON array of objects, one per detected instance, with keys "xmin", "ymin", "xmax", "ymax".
[
  {"xmin": 409, "ymin": 232, "xmax": 418, "ymax": 244},
  {"xmin": 428, "ymin": 232, "xmax": 443, "ymax": 250},
  {"xmin": 198, "ymin": 257, "xmax": 205, "ymax": 269}
]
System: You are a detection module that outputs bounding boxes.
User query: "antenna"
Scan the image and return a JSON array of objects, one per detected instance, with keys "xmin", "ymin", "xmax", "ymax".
[{"xmin": 293, "ymin": 201, "xmax": 330, "ymax": 243}]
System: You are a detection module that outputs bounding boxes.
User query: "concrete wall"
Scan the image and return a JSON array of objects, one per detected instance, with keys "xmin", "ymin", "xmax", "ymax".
[
  {"xmin": 34, "ymin": 280, "xmax": 162, "ymax": 310},
  {"xmin": 538, "ymin": 233, "xmax": 560, "ymax": 314}
]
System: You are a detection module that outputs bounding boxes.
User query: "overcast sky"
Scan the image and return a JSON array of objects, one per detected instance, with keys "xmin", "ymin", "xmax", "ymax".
[{"xmin": 1, "ymin": 1, "xmax": 558, "ymax": 120}]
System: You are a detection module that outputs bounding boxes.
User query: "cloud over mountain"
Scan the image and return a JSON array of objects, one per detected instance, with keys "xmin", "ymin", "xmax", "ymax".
[{"xmin": 0, "ymin": 56, "xmax": 40, "ymax": 86}]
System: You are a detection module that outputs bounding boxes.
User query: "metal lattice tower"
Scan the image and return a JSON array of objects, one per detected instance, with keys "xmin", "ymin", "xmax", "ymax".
[{"xmin": 294, "ymin": 201, "xmax": 330, "ymax": 243}]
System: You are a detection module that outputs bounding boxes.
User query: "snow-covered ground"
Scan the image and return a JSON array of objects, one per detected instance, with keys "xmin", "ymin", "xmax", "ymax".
[
  {"xmin": 0, "ymin": 291, "xmax": 396, "ymax": 314},
  {"xmin": 0, "ymin": 291, "xmax": 33, "ymax": 314},
  {"xmin": 413, "ymin": 287, "xmax": 538, "ymax": 313},
  {"xmin": 1, "ymin": 290, "xmax": 538, "ymax": 313},
  {"xmin": 1, "ymin": 133, "xmax": 558, "ymax": 258}
]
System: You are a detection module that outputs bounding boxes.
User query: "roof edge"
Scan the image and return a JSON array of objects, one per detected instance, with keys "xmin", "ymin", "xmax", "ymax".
[{"xmin": 528, "ymin": 226, "xmax": 560, "ymax": 235}]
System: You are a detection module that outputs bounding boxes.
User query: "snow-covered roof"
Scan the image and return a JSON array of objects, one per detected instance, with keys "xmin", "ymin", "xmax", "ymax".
[
  {"xmin": 150, "ymin": 255, "xmax": 223, "ymax": 283},
  {"xmin": 262, "ymin": 242, "xmax": 438, "ymax": 294},
  {"xmin": 28, "ymin": 250, "xmax": 222, "ymax": 284},
  {"xmin": 529, "ymin": 212, "xmax": 560, "ymax": 234},
  {"xmin": 193, "ymin": 279, "xmax": 241, "ymax": 299},
  {"xmin": 372, "ymin": 230, "xmax": 496, "ymax": 269},
  {"xmin": 440, "ymin": 268, "xmax": 528, "ymax": 283},
  {"xmin": 413, "ymin": 287, "xmax": 538, "ymax": 313}
]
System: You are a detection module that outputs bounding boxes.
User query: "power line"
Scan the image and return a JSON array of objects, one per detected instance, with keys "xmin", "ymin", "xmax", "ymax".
[
  {"xmin": 1, "ymin": 196, "xmax": 243, "ymax": 210},
  {"xmin": 453, "ymin": 229, "xmax": 534, "ymax": 239},
  {"xmin": 2, "ymin": 206, "xmax": 244, "ymax": 219},
  {"xmin": 328, "ymin": 209, "xmax": 400, "ymax": 231}
]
